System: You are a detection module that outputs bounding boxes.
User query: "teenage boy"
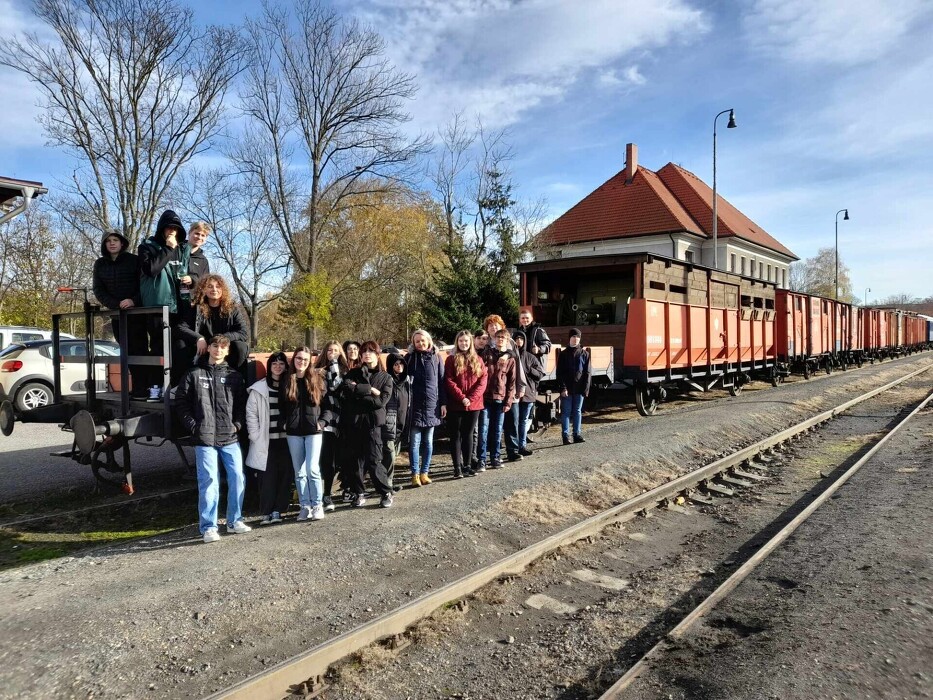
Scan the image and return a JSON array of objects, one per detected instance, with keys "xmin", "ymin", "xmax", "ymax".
[
  {"xmin": 556, "ymin": 328, "xmax": 592, "ymax": 445},
  {"xmin": 517, "ymin": 308, "xmax": 551, "ymax": 441},
  {"xmin": 177, "ymin": 335, "xmax": 251, "ymax": 543}
]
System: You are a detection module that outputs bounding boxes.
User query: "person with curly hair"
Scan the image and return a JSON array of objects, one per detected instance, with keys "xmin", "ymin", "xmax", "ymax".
[{"xmin": 176, "ymin": 273, "xmax": 250, "ymax": 372}]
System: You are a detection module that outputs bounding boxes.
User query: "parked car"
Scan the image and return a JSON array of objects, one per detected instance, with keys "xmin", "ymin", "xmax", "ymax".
[
  {"xmin": 0, "ymin": 326, "xmax": 75, "ymax": 350},
  {"xmin": 0, "ymin": 339, "xmax": 120, "ymax": 412}
]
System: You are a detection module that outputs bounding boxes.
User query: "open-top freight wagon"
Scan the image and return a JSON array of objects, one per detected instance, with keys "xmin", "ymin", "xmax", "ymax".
[{"xmin": 518, "ymin": 253, "xmax": 778, "ymax": 415}]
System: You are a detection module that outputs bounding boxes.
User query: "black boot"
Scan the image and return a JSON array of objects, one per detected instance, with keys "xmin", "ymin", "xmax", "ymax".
[{"xmin": 562, "ymin": 434, "xmax": 572, "ymax": 445}]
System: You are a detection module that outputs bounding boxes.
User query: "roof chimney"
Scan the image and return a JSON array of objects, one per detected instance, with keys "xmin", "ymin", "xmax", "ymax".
[{"xmin": 625, "ymin": 143, "xmax": 638, "ymax": 184}]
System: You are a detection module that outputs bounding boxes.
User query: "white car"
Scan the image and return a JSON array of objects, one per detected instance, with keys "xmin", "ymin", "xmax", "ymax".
[
  {"xmin": 0, "ymin": 326, "xmax": 75, "ymax": 349},
  {"xmin": 0, "ymin": 339, "xmax": 120, "ymax": 412}
]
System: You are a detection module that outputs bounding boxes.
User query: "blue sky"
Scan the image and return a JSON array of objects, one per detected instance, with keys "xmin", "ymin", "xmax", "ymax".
[{"xmin": 2, "ymin": 0, "xmax": 932, "ymax": 301}]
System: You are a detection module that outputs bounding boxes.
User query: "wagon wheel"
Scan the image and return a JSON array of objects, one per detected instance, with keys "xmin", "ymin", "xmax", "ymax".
[
  {"xmin": 728, "ymin": 376, "xmax": 743, "ymax": 396},
  {"xmin": 825, "ymin": 358, "xmax": 833, "ymax": 375},
  {"xmin": 803, "ymin": 362, "xmax": 811, "ymax": 380},
  {"xmin": 841, "ymin": 357, "xmax": 848, "ymax": 371},
  {"xmin": 90, "ymin": 437, "xmax": 130, "ymax": 493},
  {"xmin": 856, "ymin": 356, "xmax": 863, "ymax": 368},
  {"xmin": 635, "ymin": 386, "xmax": 659, "ymax": 417},
  {"xmin": 770, "ymin": 367, "xmax": 780, "ymax": 387}
]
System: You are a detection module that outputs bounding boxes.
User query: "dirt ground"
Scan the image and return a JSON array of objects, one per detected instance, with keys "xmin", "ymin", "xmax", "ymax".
[{"xmin": 0, "ymin": 355, "xmax": 928, "ymax": 699}]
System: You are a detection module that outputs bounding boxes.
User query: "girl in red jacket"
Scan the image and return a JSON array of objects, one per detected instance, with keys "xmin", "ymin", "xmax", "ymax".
[{"xmin": 444, "ymin": 330, "xmax": 488, "ymax": 478}]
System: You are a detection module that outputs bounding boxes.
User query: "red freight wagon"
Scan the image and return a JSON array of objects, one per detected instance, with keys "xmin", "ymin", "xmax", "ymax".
[
  {"xmin": 775, "ymin": 290, "xmax": 848, "ymax": 377},
  {"xmin": 518, "ymin": 253, "xmax": 777, "ymax": 415},
  {"xmin": 843, "ymin": 304, "xmax": 865, "ymax": 368}
]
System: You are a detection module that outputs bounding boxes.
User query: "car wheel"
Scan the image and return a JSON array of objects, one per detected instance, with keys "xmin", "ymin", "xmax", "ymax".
[{"xmin": 15, "ymin": 382, "xmax": 53, "ymax": 411}]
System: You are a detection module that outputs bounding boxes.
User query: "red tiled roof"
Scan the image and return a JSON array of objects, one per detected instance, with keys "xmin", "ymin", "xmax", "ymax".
[{"xmin": 538, "ymin": 160, "xmax": 797, "ymax": 259}]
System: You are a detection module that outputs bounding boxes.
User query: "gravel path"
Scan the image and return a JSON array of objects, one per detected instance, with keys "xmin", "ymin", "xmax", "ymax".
[{"xmin": 0, "ymin": 355, "xmax": 929, "ymax": 699}]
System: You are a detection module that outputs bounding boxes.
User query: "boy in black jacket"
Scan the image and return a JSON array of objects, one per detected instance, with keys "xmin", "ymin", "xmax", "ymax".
[
  {"xmin": 556, "ymin": 328, "xmax": 592, "ymax": 445},
  {"xmin": 177, "ymin": 335, "xmax": 251, "ymax": 543}
]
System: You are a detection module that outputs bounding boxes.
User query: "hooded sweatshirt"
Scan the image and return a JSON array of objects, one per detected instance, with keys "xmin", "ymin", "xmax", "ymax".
[
  {"xmin": 138, "ymin": 209, "xmax": 190, "ymax": 313},
  {"xmin": 513, "ymin": 330, "xmax": 545, "ymax": 403},
  {"xmin": 484, "ymin": 344, "xmax": 517, "ymax": 410},
  {"xmin": 92, "ymin": 231, "xmax": 140, "ymax": 310},
  {"xmin": 384, "ymin": 352, "xmax": 410, "ymax": 442}
]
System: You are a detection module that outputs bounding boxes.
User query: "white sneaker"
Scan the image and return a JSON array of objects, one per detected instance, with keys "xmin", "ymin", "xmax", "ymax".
[
  {"xmin": 227, "ymin": 520, "xmax": 252, "ymax": 534},
  {"xmin": 203, "ymin": 528, "xmax": 220, "ymax": 543},
  {"xmin": 310, "ymin": 505, "xmax": 325, "ymax": 521},
  {"xmin": 296, "ymin": 505, "xmax": 311, "ymax": 521}
]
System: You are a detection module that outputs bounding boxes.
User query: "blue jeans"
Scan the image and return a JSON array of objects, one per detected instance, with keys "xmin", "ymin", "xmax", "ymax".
[
  {"xmin": 485, "ymin": 399, "xmax": 507, "ymax": 461},
  {"xmin": 476, "ymin": 406, "xmax": 489, "ymax": 463},
  {"xmin": 287, "ymin": 434, "xmax": 323, "ymax": 508},
  {"xmin": 561, "ymin": 394, "xmax": 585, "ymax": 437},
  {"xmin": 409, "ymin": 426, "xmax": 435, "ymax": 474},
  {"xmin": 516, "ymin": 402, "xmax": 534, "ymax": 449},
  {"xmin": 195, "ymin": 442, "xmax": 245, "ymax": 534}
]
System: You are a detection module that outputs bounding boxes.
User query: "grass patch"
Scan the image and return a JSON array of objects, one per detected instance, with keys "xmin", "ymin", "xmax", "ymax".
[{"xmin": 0, "ymin": 494, "xmax": 197, "ymax": 571}]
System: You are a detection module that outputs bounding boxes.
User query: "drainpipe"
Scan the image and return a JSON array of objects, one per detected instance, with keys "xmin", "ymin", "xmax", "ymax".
[{"xmin": 0, "ymin": 185, "xmax": 41, "ymax": 226}]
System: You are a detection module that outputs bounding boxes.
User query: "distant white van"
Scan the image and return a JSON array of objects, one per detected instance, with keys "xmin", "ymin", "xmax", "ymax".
[{"xmin": 0, "ymin": 326, "xmax": 76, "ymax": 349}]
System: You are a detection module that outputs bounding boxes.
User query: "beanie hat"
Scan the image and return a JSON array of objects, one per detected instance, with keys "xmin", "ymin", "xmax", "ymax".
[{"xmin": 568, "ymin": 328, "xmax": 582, "ymax": 338}]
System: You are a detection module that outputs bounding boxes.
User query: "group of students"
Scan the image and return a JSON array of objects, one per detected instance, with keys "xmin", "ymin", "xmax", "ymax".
[
  {"xmin": 92, "ymin": 210, "xmax": 249, "ymax": 397},
  {"xmin": 91, "ymin": 210, "xmax": 593, "ymax": 544}
]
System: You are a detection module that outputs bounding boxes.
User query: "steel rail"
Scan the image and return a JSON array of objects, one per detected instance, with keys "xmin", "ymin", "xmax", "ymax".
[
  {"xmin": 599, "ymin": 382, "xmax": 933, "ymax": 699},
  {"xmin": 207, "ymin": 362, "xmax": 932, "ymax": 700}
]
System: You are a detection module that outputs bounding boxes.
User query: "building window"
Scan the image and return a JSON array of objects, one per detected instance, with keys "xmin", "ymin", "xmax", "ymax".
[
  {"xmin": 781, "ymin": 268, "xmax": 786, "ymax": 288},
  {"xmin": 767, "ymin": 264, "xmax": 771, "ymax": 281},
  {"xmin": 685, "ymin": 250, "xmax": 694, "ymax": 263},
  {"xmin": 741, "ymin": 257, "xmax": 746, "ymax": 275},
  {"xmin": 730, "ymin": 253, "xmax": 736, "ymax": 272}
]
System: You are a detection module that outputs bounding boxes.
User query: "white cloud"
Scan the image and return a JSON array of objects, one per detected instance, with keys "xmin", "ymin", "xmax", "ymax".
[
  {"xmin": 348, "ymin": 0, "xmax": 708, "ymax": 129},
  {"xmin": 743, "ymin": 0, "xmax": 932, "ymax": 66},
  {"xmin": 598, "ymin": 65, "xmax": 647, "ymax": 89}
]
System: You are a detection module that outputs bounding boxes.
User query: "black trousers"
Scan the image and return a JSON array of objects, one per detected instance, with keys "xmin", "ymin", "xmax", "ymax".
[
  {"xmin": 448, "ymin": 410, "xmax": 480, "ymax": 472},
  {"xmin": 259, "ymin": 438, "xmax": 293, "ymax": 515},
  {"xmin": 346, "ymin": 426, "xmax": 392, "ymax": 497},
  {"xmin": 320, "ymin": 431, "xmax": 339, "ymax": 499}
]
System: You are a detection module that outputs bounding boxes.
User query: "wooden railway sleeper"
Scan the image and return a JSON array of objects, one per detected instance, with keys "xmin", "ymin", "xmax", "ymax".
[
  {"xmin": 732, "ymin": 468, "xmax": 769, "ymax": 482},
  {"xmin": 702, "ymin": 480, "xmax": 735, "ymax": 496},
  {"xmin": 719, "ymin": 474, "xmax": 754, "ymax": 488}
]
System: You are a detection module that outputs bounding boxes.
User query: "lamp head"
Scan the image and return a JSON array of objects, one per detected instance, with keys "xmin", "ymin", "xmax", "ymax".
[
  {"xmin": 727, "ymin": 109, "xmax": 737, "ymax": 128},
  {"xmin": 843, "ymin": 209, "xmax": 849, "ymax": 220}
]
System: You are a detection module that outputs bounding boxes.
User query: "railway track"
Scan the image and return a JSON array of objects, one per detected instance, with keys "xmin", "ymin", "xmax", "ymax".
[{"xmin": 206, "ymin": 361, "xmax": 932, "ymax": 700}]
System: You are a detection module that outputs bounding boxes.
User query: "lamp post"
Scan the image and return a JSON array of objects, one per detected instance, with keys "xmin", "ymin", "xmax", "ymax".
[
  {"xmin": 864, "ymin": 287, "xmax": 871, "ymax": 307},
  {"xmin": 712, "ymin": 108, "xmax": 737, "ymax": 270},
  {"xmin": 835, "ymin": 208, "xmax": 849, "ymax": 300}
]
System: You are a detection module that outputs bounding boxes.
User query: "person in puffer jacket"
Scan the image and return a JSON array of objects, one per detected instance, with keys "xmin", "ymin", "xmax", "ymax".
[
  {"xmin": 444, "ymin": 330, "xmax": 487, "ymax": 478},
  {"xmin": 341, "ymin": 341, "xmax": 395, "ymax": 508},
  {"xmin": 176, "ymin": 274, "xmax": 250, "ymax": 374},
  {"xmin": 314, "ymin": 341, "xmax": 348, "ymax": 510},
  {"xmin": 383, "ymin": 352, "xmax": 410, "ymax": 491},
  {"xmin": 176, "ymin": 335, "xmax": 250, "ymax": 543},
  {"xmin": 405, "ymin": 329, "xmax": 446, "ymax": 487}
]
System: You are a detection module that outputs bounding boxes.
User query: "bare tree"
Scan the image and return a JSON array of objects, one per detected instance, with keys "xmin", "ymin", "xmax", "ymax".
[
  {"xmin": 175, "ymin": 169, "xmax": 289, "ymax": 343},
  {"xmin": 0, "ymin": 0, "xmax": 245, "ymax": 247},
  {"xmin": 787, "ymin": 247, "xmax": 854, "ymax": 301},
  {"xmin": 235, "ymin": 0, "xmax": 429, "ymax": 345}
]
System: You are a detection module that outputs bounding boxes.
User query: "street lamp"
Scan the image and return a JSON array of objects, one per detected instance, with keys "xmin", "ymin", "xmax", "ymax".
[
  {"xmin": 864, "ymin": 287, "xmax": 871, "ymax": 307},
  {"xmin": 835, "ymin": 208, "xmax": 849, "ymax": 300},
  {"xmin": 712, "ymin": 108, "xmax": 737, "ymax": 270}
]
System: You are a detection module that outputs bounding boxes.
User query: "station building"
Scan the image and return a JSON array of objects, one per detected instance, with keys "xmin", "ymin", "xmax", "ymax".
[{"xmin": 534, "ymin": 143, "xmax": 797, "ymax": 288}]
